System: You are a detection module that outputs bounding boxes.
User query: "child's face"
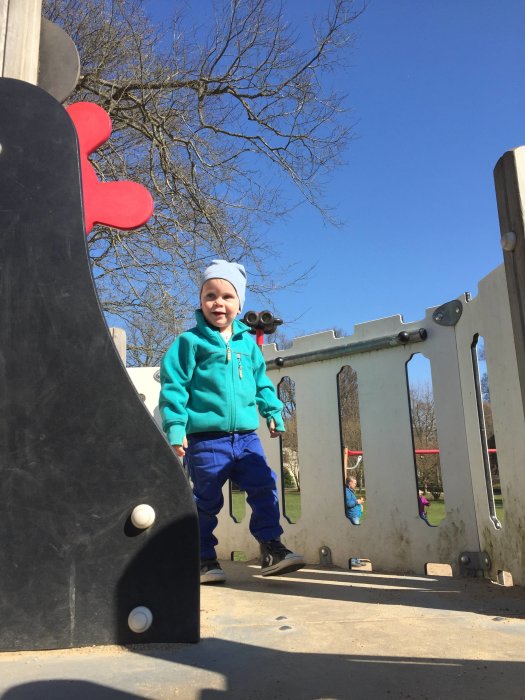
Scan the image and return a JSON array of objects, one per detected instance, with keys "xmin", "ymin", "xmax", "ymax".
[{"xmin": 200, "ymin": 278, "xmax": 240, "ymax": 331}]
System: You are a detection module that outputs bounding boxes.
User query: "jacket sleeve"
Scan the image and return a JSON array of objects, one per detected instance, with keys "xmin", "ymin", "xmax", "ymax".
[
  {"xmin": 252, "ymin": 346, "xmax": 285, "ymax": 432},
  {"xmin": 345, "ymin": 487, "xmax": 357, "ymax": 509},
  {"xmin": 159, "ymin": 334, "xmax": 196, "ymax": 445}
]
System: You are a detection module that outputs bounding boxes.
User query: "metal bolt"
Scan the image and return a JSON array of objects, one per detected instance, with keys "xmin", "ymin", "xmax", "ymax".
[
  {"xmin": 319, "ymin": 545, "xmax": 332, "ymax": 565},
  {"xmin": 460, "ymin": 554, "xmax": 470, "ymax": 564}
]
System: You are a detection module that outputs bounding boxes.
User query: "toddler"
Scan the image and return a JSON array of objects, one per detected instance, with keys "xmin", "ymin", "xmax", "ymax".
[{"xmin": 159, "ymin": 260, "xmax": 304, "ymax": 584}]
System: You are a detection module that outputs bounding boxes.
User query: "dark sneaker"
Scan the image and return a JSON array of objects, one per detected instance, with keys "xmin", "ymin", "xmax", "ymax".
[
  {"xmin": 260, "ymin": 539, "xmax": 305, "ymax": 577},
  {"xmin": 200, "ymin": 560, "xmax": 226, "ymax": 584}
]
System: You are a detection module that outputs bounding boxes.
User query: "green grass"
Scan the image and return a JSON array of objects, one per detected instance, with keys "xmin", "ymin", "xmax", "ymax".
[
  {"xmin": 231, "ymin": 489, "xmax": 302, "ymax": 523},
  {"xmin": 425, "ymin": 495, "xmax": 505, "ymax": 526},
  {"xmin": 354, "ymin": 490, "xmax": 505, "ymax": 527},
  {"xmin": 231, "ymin": 489, "xmax": 505, "ymax": 528},
  {"xmin": 283, "ymin": 490, "xmax": 301, "ymax": 522},
  {"xmin": 231, "ymin": 490, "xmax": 246, "ymax": 522}
]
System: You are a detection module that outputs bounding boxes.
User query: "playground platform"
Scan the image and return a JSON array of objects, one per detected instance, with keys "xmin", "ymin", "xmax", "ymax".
[{"xmin": 1, "ymin": 561, "xmax": 525, "ymax": 699}]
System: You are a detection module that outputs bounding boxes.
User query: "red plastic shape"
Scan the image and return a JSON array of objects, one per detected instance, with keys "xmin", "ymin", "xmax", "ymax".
[{"xmin": 66, "ymin": 102, "xmax": 154, "ymax": 235}]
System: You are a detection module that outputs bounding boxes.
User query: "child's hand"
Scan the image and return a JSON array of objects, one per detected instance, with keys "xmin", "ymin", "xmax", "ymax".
[
  {"xmin": 173, "ymin": 437, "xmax": 188, "ymax": 457},
  {"xmin": 269, "ymin": 419, "xmax": 282, "ymax": 438}
]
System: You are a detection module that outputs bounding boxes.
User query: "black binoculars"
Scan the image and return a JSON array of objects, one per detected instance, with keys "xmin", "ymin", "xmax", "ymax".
[{"xmin": 242, "ymin": 310, "xmax": 283, "ymax": 335}]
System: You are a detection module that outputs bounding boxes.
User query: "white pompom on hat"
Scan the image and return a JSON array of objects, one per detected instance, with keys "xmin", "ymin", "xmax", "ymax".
[{"xmin": 200, "ymin": 259, "xmax": 247, "ymax": 311}]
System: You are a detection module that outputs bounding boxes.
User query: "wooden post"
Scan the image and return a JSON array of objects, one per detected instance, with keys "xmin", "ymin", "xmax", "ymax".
[
  {"xmin": 0, "ymin": 0, "xmax": 42, "ymax": 83},
  {"xmin": 493, "ymin": 146, "xmax": 525, "ymax": 406},
  {"xmin": 110, "ymin": 327, "xmax": 127, "ymax": 366}
]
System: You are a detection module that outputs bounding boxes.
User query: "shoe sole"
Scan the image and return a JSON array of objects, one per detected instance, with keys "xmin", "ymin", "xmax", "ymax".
[
  {"xmin": 261, "ymin": 556, "xmax": 305, "ymax": 577},
  {"xmin": 200, "ymin": 571, "xmax": 226, "ymax": 584}
]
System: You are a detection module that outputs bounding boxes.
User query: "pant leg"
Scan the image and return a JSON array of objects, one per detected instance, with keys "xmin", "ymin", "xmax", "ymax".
[
  {"xmin": 231, "ymin": 432, "xmax": 283, "ymax": 543},
  {"xmin": 186, "ymin": 434, "xmax": 233, "ymax": 560}
]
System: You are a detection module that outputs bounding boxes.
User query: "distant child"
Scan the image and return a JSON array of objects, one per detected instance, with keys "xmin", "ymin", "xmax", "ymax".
[
  {"xmin": 345, "ymin": 475, "xmax": 364, "ymax": 525},
  {"xmin": 418, "ymin": 489, "xmax": 432, "ymax": 525},
  {"xmin": 159, "ymin": 260, "xmax": 305, "ymax": 584}
]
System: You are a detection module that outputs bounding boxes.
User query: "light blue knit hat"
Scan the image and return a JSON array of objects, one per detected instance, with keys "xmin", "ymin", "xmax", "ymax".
[{"xmin": 201, "ymin": 259, "xmax": 247, "ymax": 311}]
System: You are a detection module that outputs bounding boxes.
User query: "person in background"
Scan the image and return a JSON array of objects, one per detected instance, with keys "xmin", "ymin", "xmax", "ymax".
[
  {"xmin": 345, "ymin": 475, "xmax": 365, "ymax": 567},
  {"xmin": 345, "ymin": 475, "xmax": 364, "ymax": 525},
  {"xmin": 418, "ymin": 489, "xmax": 434, "ymax": 526}
]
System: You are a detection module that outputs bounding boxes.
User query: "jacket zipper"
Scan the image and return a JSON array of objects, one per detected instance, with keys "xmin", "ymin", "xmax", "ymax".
[{"xmin": 224, "ymin": 337, "xmax": 235, "ymax": 430}]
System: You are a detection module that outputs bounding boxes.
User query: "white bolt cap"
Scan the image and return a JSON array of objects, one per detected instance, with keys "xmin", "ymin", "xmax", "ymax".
[
  {"xmin": 131, "ymin": 504, "xmax": 156, "ymax": 529},
  {"xmin": 128, "ymin": 606, "xmax": 153, "ymax": 633}
]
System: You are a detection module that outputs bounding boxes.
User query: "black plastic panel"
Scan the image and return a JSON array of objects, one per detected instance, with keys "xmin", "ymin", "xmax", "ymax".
[{"xmin": 0, "ymin": 78, "xmax": 199, "ymax": 650}]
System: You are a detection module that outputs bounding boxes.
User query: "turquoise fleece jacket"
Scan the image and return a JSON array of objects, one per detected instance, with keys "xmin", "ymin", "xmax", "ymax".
[{"xmin": 159, "ymin": 310, "xmax": 285, "ymax": 445}]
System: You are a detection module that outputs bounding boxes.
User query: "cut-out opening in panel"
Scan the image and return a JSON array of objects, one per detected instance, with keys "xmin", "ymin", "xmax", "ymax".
[
  {"xmin": 471, "ymin": 334, "xmax": 504, "ymax": 528},
  {"xmin": 496, "ymin": 570, "xmax": 513, "ymax": 587},
  {"xmin": 337, "ymin": 365, "xmax": 366, "ymax": 524},
  {"xmin": 348, "ymin": 558, "xmax": 372, "ymax": 572},
  {"xmin": 229, "ymin": 481, "xmax": 246, "ymax": 523},
  {"xmin": 277, "ymin": 376, "xmax": 301, "ymax": 524},
  {"xmin": 230, "ymin": 551, "xmax": 248, "ymax": 562},
  {"xmin": 425, "ymin": 562, "xmax": 453, "ymax": 577},
  {"xmin": 406, "ymin": 353, "xmax": 445, "ymax": 527}
]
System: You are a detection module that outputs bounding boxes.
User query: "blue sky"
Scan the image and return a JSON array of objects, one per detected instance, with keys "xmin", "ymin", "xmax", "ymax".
[
  {"xmin": 150, "ymin": 1, "xmax": 525, "ymax": 340},
  {"xmin": 247, "ymin": 1, "xmax": 525, "ymax": 338}
]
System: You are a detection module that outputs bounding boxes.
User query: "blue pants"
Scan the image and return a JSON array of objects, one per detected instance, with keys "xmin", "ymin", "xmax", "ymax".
[{"xmin": 186, "ymin": 431, "xmax": 283, "ymax": 560}]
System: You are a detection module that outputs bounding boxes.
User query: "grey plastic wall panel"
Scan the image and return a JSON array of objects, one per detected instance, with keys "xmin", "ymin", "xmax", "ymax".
[{"xmin": 456, "ymin": 265, "xmax": 525, "ymax": 586}]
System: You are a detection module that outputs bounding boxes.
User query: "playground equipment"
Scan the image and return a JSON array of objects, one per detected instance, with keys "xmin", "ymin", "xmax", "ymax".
[
  {"xmin": 243, "ymin": 309, "xmax": 283, "ymax": 349},
  {"xmin": 130, "ymin": 151, "xmax": 525, "ymax": 585},
  {"xmin": 3, "ymin": 0, "xmax": 525, "ymax": 659},
  {"xmin": 0, "ymin": 3, "xmax": 199, "ymax": 651}
]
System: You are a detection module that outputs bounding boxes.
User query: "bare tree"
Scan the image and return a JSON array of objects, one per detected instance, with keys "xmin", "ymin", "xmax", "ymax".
[
  {"xmin": 338, "ymin": 364, "xmax": 364, "ymax": 487},
  {"xmin": 338, "ymin": 364, "xmax": 361, "ymax": 452},
  {"xmin": 408, "ymin": 382, "xmax": 443, "ymax": 499},
  {"xmin": 43, "ymin": 0, "xmax": 363, "ymax": 364}
]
